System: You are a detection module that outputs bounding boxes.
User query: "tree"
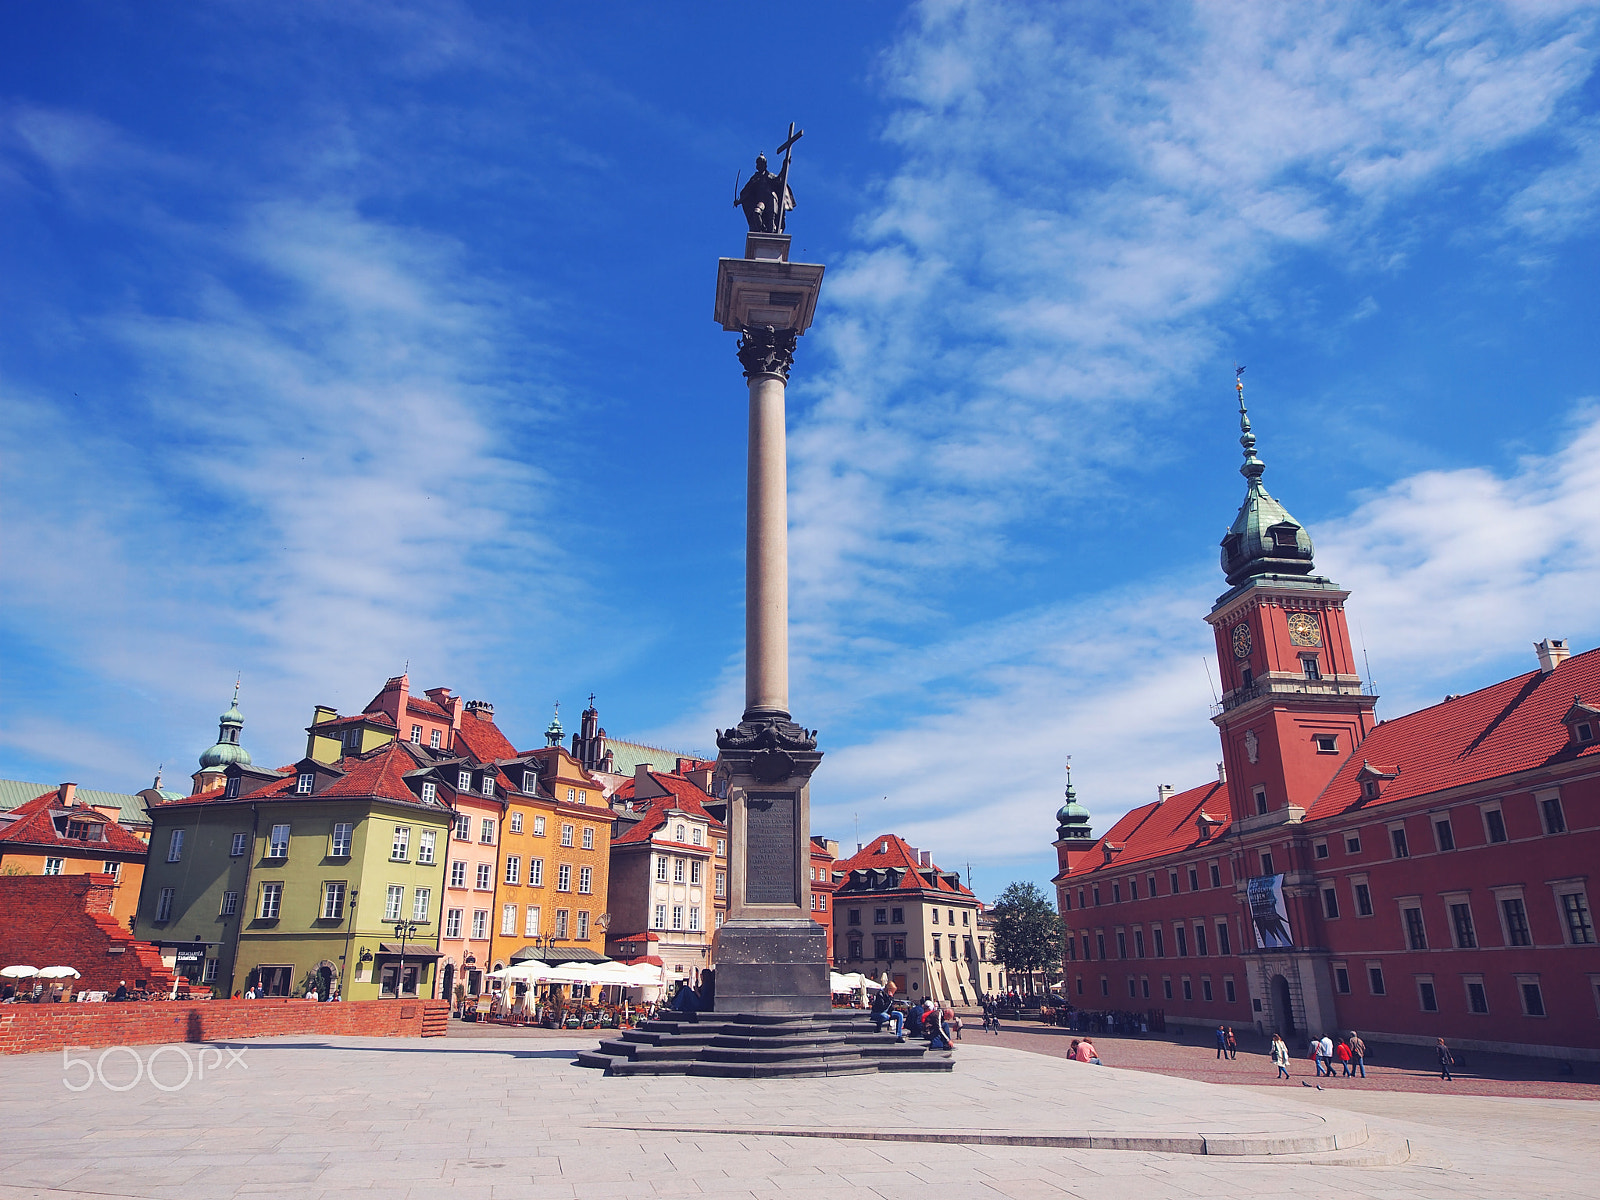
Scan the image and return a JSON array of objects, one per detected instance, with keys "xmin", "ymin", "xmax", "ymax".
[{"xmin": 990, "ymin": 881, "xmax": 1063, "ymax": 997}]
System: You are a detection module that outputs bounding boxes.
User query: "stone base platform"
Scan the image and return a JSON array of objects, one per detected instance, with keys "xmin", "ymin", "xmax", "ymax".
[{"xmin": 577, "ymin": 1011, "xmax": 954, "ymax": 1077}]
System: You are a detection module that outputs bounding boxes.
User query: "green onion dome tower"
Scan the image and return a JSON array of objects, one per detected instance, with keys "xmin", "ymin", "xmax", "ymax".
[{"xmin": 193, "ymin": 681, "xmax": 252, "ymax": 793}]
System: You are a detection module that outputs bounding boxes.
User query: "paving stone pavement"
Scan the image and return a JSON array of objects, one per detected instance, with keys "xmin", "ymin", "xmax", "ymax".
[{"xmin": 0, "ymin": 1035, "xmax": 1595, "ymax": 1199}]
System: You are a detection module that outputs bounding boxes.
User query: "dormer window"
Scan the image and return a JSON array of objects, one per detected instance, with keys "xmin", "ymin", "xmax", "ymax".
[
  {"xmin": 458, "ymin": 770, "xmax": 472, "ymax": 790},
  {"xmin": 296, "ymin": 772, "xmax": 315, "ymax": 795},
  {"xmin": 1560, "ymin": 697, "xmax": 1600, "ymax": 746},
  {"xmin": 225, "ymin": 775, "xmax": 241, "ymax": 798},
  {"xmin": 522, "ymin": 771, "xmax": 537, "ymax": 793},
  {"xmin": 1270, "ymin": 525, "xmax": 1299, "ymax": 550},
  {"xmin": 1355, "ymin": 761, "xmax": 1399, "ymax": 803},
  {"xmin": 481, "ymin": 774, "xmax": 495, "ymax": 797}
]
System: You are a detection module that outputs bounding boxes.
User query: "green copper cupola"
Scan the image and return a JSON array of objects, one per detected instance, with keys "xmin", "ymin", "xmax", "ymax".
[
  {"xmin": 1220, "ymin": 367, "xmax": 1315, "ymax": 586},
  {"xmin": 1055, "ymin": 763, "xmax": 1093, "ymax": 844},
  {"xmin": 198, "ymin": 680, "xmax": 253, "ymax": 770}
]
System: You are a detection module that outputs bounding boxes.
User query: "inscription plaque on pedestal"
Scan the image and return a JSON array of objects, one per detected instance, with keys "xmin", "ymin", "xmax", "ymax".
[{"xmin": 745, "ymin": 791, "xmax": 796, "ymax": 905}]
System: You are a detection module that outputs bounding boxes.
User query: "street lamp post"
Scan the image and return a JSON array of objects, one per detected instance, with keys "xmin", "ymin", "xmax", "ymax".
[{"xmin": 392, "ymin": 920, "xmax": 420, "ymax": 999}]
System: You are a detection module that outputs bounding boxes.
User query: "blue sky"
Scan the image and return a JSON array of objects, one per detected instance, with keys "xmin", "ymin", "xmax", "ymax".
[{"xmin": 2, "ymin": 1, "xmax": 1598, "ymax": 904}]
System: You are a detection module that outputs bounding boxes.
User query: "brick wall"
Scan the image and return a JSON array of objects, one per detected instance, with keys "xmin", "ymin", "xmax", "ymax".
[
  {"xmin": 0, "ymin": 997, "xmax": 451, "ymax": 1055},
  {"xmin": 0, "ymin": 875, "xmax": 176, "ymax": 995}
]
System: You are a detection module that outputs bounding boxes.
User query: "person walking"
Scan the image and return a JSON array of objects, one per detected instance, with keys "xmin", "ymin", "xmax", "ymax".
[
  {"xmin": 1225, "ymin": 1027, "xmax": 1238, "ymax": 1060},
  {"xmin": 1270, "ymin": 1033, "xmax": 1291, "ymax": 1079},
  {"xmin": 1336, "ymin": 1036, "xmax": 1353, "ymax": 1076},
  {"xmin": 1348, "ymin": 1031, "xmax": 1367, "ymax": 1078},
  {"xmin": 1308, "ymin": 1035, "xmax": 1324, "ymax": 1075},
  {"xmin": 1318, "ymin": 1033, "xmax": 1336, "ymax": 1080},
  {"xmin": 1215, "ymin": 1024, "xmax": 1228, "ymax": 1059},
  {"xmin": 1437, "ymin": 1037, "xmax": 1455, "ymax": 1081}
]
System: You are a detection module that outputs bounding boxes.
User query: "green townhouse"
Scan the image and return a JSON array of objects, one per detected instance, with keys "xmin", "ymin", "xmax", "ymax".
[{"xmin": 136, "ymin": 739, "xmax": 454, "ymax": 999}]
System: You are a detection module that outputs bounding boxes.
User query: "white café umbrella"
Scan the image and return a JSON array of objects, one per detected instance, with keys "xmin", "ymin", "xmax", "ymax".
[
  {"xmin": 493, "ymin": 961, "xmax": 559, "ymax": 985},
  {"xmin": 1, "ymin": 965, "xmax": 39, "ymax": 979},
  {"xmin": 36, "ymin": 966, "xmax": 80, "ymax": 979},
  {"xmin": 621, "ymin": 962, "xmax": 666, "ymax": 987},
  {"xmin": 830, "ymin": 971, "xmax": 883, "ymax": 992},
  {"xmin": 541, "ymin": 963, "xmax": 609, "ymax": 987}
]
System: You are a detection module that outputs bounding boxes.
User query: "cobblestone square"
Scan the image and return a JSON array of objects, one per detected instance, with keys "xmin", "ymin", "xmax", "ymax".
[{"xmin": 1, "ymin": 1034, "xmax": 1595, "ymax": 1199}]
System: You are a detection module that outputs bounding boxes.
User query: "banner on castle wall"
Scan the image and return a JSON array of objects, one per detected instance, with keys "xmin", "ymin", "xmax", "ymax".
[{"xmin": 1248, "ymin": 874, "xmax": 1293, "ymax": 949}]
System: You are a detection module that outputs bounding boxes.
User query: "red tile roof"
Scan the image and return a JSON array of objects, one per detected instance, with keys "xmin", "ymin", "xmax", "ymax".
[
  {"xmin": 1064, "ymin": 781, "xmax": 1230, "ymax": 879},
  {"xmin": 309, "ymin": 711, "xmax": 395, "ymax": 731},
  {"xmin": 454, "ymin": 708, "xmax": 518, "ymax": 762},
  {"xmin": 1307, "ymin": 646, "xmax": 1600, "ymax": 821},
  {"xmin": 0, "ymin": 791, "xmax": 150, "ymax": 855},
  {"xmin": 406, "ymin": 696, "xmax": 451, "ymax": 721},
  {"xmin": 611, "ymin": 771, "xmax": 726, "ymax": 846},
  {"xmin": 152, "ymin": 742, "xmax": 441, "ymax": 810},
  {"xmin": 832, "ymin": 834, "xmax": 976, "ymax": 897}
]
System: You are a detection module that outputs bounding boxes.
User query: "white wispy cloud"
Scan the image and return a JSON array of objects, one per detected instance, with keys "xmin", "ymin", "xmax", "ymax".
[
  {"xmin": 0, "ymin": 109, "xmax": 577, "ymax": 775},
  {"xmin": 783, "ymin": 0, "xmax": 1600, "ymax": 888},
  {"xmin": 809, "ymin": 404, "xmax": 1600, "ymax": 879},
  {"xmin": 789, "ymin": 1, "xmax": 1597, "ymax": 638}
]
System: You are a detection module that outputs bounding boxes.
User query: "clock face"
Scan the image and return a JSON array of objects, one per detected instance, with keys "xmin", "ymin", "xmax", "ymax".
[
  {"xmin": 1286, "ymin": 612, "xmax": 1323, "ymax": 647},
  {"xmin": 1232, "ymin": 623, "xmax": 1252, "ymax": 659}
]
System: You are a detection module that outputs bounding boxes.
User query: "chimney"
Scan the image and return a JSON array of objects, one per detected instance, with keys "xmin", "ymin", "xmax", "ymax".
[
  {"xmin": 1536, "ymin": 638, "xmax": 1571, "ymax": 673},
  {"xmin": 1156, "ymin": 784, "xmax": 1175, "ymax": 804},
  {"xmin": 919, "ymin": 850, "xmax": 932, "ymax": 868},
  {"xmin": 632, "ymin": 763, "xmax": 669, "ymax": 799},
  {"xmin": 57, "ymin": 782, "xmax": 77, "ymax": 805}
]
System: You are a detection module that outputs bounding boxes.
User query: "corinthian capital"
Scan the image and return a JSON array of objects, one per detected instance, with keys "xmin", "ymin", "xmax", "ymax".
[{"xmin": 736, "ymin": 324, "xmax": 798, "ymax": 381}]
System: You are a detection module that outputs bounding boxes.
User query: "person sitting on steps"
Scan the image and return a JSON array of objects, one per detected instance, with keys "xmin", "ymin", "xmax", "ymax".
[{"xmin": 870, "ymin": 983, "xmax": 905, "ymax": 1041}]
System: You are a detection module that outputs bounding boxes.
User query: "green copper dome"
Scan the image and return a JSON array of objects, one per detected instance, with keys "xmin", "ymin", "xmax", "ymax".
[
  {"xmin": 544, "ymin": 703, "xmax": 564, "ymax": 748},
  {"xmin": 1055, "ymin": 766, "xmax": 1093, "ymax": 843},
  {"xmin": 198, "ymin": 684, "xmax": 253, "ymax": 770},
  {"xmin": 1220, "ymin": 371, "xmax": 1314, "ymax": 587}
]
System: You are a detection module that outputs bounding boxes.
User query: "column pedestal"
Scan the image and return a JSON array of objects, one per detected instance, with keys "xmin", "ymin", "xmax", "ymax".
[{"xmin": 712, "ymin": 730, "xmax": 827, "ymax": 1015}]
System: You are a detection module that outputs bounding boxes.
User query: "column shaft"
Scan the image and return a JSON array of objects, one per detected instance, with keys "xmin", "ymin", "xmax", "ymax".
[{"xmin": 745, "ymin": 372, "xmax": 789, "ymax": 716}]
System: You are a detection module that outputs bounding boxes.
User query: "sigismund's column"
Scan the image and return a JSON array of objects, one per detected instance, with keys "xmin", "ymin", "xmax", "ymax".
[{"xmin": 710, "ymin": 182, "xmax": 828, "ymax": 1016}]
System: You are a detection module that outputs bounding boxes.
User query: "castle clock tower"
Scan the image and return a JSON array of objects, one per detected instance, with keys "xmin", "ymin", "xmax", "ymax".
[
  {"xmin": 1208, "ymin": 370, "xmax": 1377, "ymax": 1041},
  {"xmin": 1206, "ymin": 371, "xmax": 1377, "ymax": 827}
]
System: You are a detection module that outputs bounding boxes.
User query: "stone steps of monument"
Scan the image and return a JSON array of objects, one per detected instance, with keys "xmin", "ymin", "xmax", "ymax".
[
  {"xmin": 686, "ymin": 1055, "xmax": 883, "ymax": 1079},
  {"xmin": 579, "ymin": 1038, "xmax": 954, "ymax": 1077}
]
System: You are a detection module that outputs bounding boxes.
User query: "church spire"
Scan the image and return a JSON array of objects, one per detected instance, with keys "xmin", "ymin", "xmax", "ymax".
[
  {"xmin": 1236, "ymin": 365, "xmax": 1265, "ymax": 485},
  {"xmin": 544, "ymin": 701, "xmax": 564, "ymax": 748},
  {"xmin": 1219, "ymin": 366, "xmax": 1315, "ymax": 587}
]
